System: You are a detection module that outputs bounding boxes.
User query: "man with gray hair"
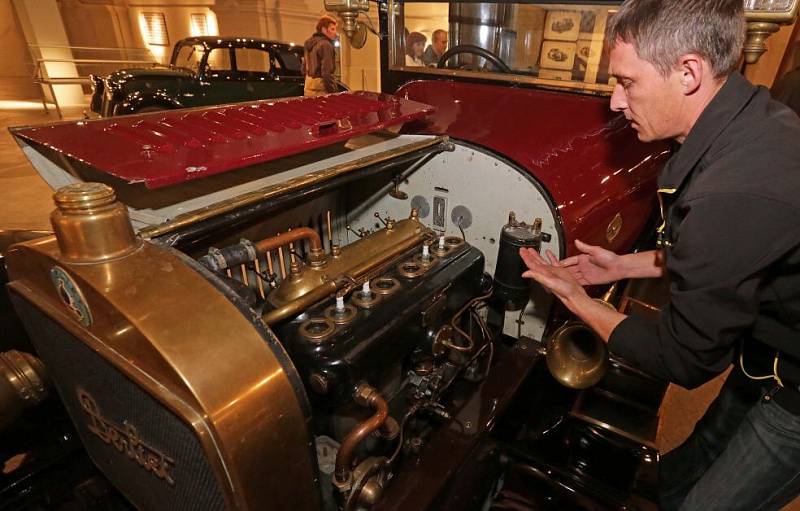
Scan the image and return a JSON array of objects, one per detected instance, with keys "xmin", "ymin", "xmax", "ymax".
[
  {"xmin": 520, "ymin": 0, "xmax": 800, "ymax": 509},
  {"xmin": 422, "ymin": 29, "xmax": 448, "ymax": 66}
]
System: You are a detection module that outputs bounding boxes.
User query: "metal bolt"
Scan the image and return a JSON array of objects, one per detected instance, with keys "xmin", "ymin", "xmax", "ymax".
[
  {"xmin": 354, "ymin": 383, "xmax": 376, "ymax": 406},
  {"xmin": 310, "ymin": 373, "xmax": 329, "ymax": 394}
]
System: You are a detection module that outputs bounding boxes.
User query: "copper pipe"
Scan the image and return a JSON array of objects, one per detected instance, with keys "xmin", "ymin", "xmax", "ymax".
[
  {"xmin": 335, "ymin": 384, "xmax": 389, "ymax": 483},
  {"xmin": 255, "ymin": 228, "xmax": 325, "ymax": 265},
  {"xmin": 253, "ymin": 258, "xmax": 266, "ymax": 299},
  {"xmin": 277, "ymin": 246, "xmax": 287, "ymax": 279},
  {"xmin": 287, "ymin": 227, "xmax": 296, "ymax": 265},
  {"xmin": 326, "ymin": 210, "xmax": 333, "ymax": 250},
  {"xmin": 262, "ymin": 280, "xmax": 339, "ymax": 325},
  {"xmin": 266, "ymin": 250, "xmax": 275, "ymax": 276}
]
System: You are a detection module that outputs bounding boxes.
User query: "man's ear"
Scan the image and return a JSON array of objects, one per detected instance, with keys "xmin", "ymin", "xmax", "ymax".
[{"xmin": 677, "ymin": 54, "xmax": 704, "ymax": 95}]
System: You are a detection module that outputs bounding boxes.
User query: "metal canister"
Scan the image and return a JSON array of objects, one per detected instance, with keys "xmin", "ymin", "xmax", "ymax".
[
  {"xmin": 449, "ymin": 3, "xmax": 517, "ymax": 68},
  {"xmin": 493, "ymin": 213, "xmax": 542, "ymax": 311}
]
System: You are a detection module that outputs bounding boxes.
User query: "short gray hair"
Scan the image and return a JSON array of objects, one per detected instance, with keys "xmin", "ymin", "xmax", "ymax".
[{"xmin": 606, "ymin": 0, "xmax": 745, "ymax": 78}]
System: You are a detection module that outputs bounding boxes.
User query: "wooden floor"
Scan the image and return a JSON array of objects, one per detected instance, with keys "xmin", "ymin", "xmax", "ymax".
[
  {"xmin": 0, "ymin": 100, "xmax": 84, "ymax": 231},
  {"xmin": 1, "ymin": 97, "xmax": 798, "ymax": 510}
]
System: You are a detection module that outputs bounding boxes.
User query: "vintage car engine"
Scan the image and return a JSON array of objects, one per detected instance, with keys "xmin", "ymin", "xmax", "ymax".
[
  {"xmin": 196, "ymin": 204, "xmax": 492, "ymax": 478},
  {"xmin": 2, "ymin": 90, "xmax": 667, "ymax": 511},
  {"xmin": 201, "ymin": 209, "xmax": 494, "ymax": 508}
]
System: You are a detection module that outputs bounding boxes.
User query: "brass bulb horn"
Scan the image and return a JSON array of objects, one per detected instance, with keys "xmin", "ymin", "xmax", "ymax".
[
  {"xmin": 539, "ymin": 283, "xmax": 619, "ymax": 389},
  {"xmin": 543, "ymin": 323, "xmax": 608, "ymax": 390}
]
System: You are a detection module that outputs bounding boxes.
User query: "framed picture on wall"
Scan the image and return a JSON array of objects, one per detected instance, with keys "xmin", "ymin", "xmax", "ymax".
[
  {"xmin": 540, "ymin": 41, "xmax": 577, "ymax": 70},
  {"xmin": 543, "ymin": 10, "xmax": 581, "ymax": 41}
]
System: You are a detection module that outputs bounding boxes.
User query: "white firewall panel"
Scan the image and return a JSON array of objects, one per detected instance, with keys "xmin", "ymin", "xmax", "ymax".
[{"xmin": 346, "ymin": 136, "xmax": 563, "ymax": 341}]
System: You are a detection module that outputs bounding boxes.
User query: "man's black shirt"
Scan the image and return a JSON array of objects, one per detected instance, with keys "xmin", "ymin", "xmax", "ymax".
[{"xmin": 609, "ymin": 73, "xmax": 800, "ymax": 406}]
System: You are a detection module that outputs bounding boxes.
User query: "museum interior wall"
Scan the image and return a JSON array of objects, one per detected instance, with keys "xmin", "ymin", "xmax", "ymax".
[
  {"xmin": 2, "ymin": 0, "xmax": 796, "ymax": 109},
  {"xmin": 1, "ymin": 0, "xmax": 382, "ymax": 106},
  {"xmin": 0, "ymin": 0, "xmax": 38, "ymax": 100}
]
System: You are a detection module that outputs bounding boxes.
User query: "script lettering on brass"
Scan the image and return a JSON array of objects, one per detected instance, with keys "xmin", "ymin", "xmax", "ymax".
[{"xmin": 76, "ymin": 387, "xmax": 176, "ymax": 485}]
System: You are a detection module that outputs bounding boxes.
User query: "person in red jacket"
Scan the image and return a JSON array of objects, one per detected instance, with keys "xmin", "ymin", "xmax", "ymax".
[{"xmin": 303, "ymin": 15, "xmax": 338, "ymax": 97}]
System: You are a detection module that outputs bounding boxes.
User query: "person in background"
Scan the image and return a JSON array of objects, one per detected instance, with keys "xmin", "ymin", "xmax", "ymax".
[
  {"xmin": 303, "ymin": 15, "xmax": 338, "ymax": 97},
  {"xmin": 520, "ymin": 0, "xmax": 800, "ymax": 510},
  {"xmin": 405, "ymin": 32, "xmax": 427, "ymax": 67},
  {"xmin": 422, "ymin": 29, "xmax": 448, "ymax": 67}
]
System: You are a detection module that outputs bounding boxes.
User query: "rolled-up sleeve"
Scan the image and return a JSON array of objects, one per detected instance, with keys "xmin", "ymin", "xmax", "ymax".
[{"xmin": 609, "ymin": 194, "xmax": 798, "ymax": 389}]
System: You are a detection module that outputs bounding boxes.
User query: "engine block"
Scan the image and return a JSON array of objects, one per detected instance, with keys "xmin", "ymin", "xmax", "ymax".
[{"xmin": 278, "ymin": 241, "xmax": 486, "ymax": 405}]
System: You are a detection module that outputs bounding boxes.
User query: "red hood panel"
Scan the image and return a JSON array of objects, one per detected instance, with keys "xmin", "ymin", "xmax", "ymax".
[{"xmin": 12, "ymin": 92, "xmax": 434, "ymax": 189}]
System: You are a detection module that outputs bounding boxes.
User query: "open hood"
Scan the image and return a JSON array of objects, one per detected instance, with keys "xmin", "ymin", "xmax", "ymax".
[{"xmin": 10, "ymin": 91, "xmax": 434, "ymax": 189}]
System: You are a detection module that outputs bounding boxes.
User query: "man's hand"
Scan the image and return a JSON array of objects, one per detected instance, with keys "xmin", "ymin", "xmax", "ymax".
[
  {"xmin": 520, "ymin": 247, "xmax": 588, "ymax": 305},
  {"xmin": 519, "ymin": 246, "xmax": 627, "ymax": 343},
  {"xmin": 559, "ymin": 240, "xmax": 625, "ymax": 285}
]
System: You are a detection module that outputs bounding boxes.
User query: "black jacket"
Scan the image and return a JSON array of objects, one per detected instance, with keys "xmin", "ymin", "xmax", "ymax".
[
  {"xmin": 609, "ymin": 73, "xmax": 800, "ymax": 396},
  {"xmin": 303, "ymin": 32, "xmax": 337, "ymax": 93}
]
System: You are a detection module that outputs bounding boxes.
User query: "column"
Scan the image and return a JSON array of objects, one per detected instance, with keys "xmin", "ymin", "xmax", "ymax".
[{"xmin": 13, "ymin": 0, "xmax": 84, "ymax": 106}]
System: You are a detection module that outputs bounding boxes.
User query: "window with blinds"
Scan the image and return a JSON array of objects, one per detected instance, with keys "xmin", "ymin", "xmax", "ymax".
[
  {"xmin": 190, "ymin": 13, "xmax": 209, "ymax": 37},
  {"xmin": 142, "ymin": 12, "xmax": 169, "ymax": 46}
]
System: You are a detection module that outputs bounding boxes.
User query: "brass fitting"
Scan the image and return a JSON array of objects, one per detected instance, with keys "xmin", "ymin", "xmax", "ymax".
[
  {"xmin": 354, "ymin": 382, "xmax": 379, "ymax": 407},
  {"xmin": 308, "ymin": 247, "xmax": 327, "ymax": 267},
  {"xmin": 0, "ymin": 350, "xmax": 49, "ymax": 431},
  {"xmin": 50, "ymin": 183, "xmax": 140, "ymax": 263}
]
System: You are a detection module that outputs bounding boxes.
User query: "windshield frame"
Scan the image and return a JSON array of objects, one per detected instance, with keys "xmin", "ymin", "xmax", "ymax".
[
  {"xmin": 171, "ymin": 42, "xmax": 207, "ymax": 73},
  {"xmin": 386, "ymin": 0, "xmax": 622, "ymax": 96}
]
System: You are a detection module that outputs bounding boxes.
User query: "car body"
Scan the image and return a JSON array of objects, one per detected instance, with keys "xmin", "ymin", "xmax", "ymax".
[{"xmin": 90, "ymin": 36, "xmax": 306, "ymax": 116}]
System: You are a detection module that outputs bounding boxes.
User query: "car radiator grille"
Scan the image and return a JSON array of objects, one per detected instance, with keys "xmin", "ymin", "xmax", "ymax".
[{"xmin": 11, "ymin": 295, "xmax": 228, "ymax": 511}]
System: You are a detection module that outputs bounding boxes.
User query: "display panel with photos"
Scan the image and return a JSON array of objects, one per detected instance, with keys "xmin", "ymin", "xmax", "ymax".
[{"xmin": 390, "ymin": 1, "xmax": 618, "ymax": 94}]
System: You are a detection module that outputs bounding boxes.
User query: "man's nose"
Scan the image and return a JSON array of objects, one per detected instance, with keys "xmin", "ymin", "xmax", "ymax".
[{"xmin": 609, "ymin": 84, "xmax": 627, "ymax": 112}]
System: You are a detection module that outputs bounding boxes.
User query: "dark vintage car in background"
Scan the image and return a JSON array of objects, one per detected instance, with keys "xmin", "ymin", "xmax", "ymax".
[
  {"xmin": 89, "ymin": 36, "xmax": 307, "ymax": 116},
  {"xmin": 0, "ymin": 0, "xmax": 744, "ymax": 510}
]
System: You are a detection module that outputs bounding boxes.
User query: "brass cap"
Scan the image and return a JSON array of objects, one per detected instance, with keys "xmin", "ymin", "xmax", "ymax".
[
  {"xmin": 50, "ymin": 183, "xmax": 140, "ymax": 263},
  {"xmin": 53, "ymin": 182, "xmax": 117, "ymax": 211}
]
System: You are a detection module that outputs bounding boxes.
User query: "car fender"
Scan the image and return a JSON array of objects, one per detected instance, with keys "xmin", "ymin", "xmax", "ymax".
[{"xmin": 115, "ymin": 91, "xmax": 184, "ymax": 115}]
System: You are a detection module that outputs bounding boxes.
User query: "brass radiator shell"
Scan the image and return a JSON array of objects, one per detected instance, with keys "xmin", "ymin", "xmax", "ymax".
[{"xmin": 5, "ymin": 236, "xmax": 318, "ymax": 511}]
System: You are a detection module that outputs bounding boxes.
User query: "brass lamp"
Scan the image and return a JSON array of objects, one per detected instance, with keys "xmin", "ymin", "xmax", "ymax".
[
  {"xmin": 324, "ymin": 0, "xmax": 370, "ymax": 40},
  {"xmin": 744, "ymin": 0, "xmax": 800, "ymax": 63}
]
